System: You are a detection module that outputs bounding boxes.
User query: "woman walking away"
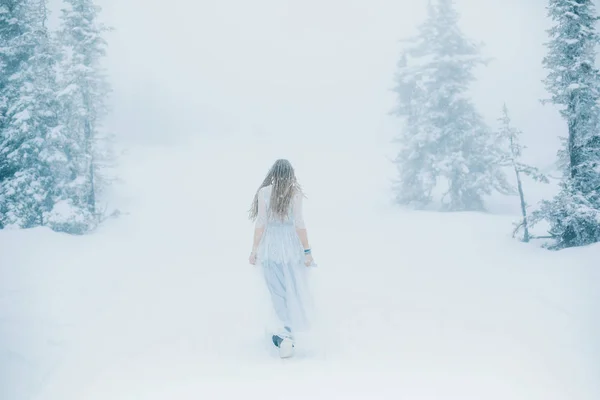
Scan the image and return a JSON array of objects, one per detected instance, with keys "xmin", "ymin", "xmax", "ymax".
[{"xmin": 248, "ymin": 159, "xmax": 315, "ymax": 359}]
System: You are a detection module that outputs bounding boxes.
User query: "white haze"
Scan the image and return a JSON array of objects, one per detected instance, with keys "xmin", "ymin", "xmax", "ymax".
[{"xmin": 77, "ymin": 0, "xmax": 561, "ymax": 169}]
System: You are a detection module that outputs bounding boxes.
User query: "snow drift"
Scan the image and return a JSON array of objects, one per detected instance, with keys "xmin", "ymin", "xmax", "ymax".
[{"xmin": 1, "ymin": 133, "xmax": 599, "ymax": 400}]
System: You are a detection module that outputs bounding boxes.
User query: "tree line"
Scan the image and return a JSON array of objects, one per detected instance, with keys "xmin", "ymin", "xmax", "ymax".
[
  {"xmin": 391, "ymin": 0, "xmax": 600, "ymax": 250},
  {"xmin": 0, "ymin": 0, "xmax": 113, "ymax": 234}
]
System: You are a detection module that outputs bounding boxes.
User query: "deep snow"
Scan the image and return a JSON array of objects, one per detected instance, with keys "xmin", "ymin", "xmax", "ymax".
[{"xmin": 1, "ymin": 133, "xmax": 599, "ymax": 400}]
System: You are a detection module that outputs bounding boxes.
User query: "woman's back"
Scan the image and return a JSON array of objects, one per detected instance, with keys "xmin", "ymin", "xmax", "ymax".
[
  {"xmin": 257, "ymin": 185, "xmax": 305, "ymax": 230},
  {"xmin": 255, "ymin": 185, "xmax": 305, "ymax": 264}
]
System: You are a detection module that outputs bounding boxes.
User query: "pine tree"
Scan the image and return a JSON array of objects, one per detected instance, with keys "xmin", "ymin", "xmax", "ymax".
[
  {"xmin": 0, "ymin": 0, "xmax": 66, "ymax": 229},
  {"xmin": 391, "ymin": 0, "xmax": 511, "ymax": 211},
  {"xmin": 392, "ymin": 2, "xmax": 439, "ymax": 208},
  {"xmin": 1, "ymin": 1, "xmax": 31, "ymax": 194},
  {"xmin": 55, "ymin": 0, "xmax": 113, "ymax": 229},
  {"xmin": 531, "ymin": 0, "xmax": 600, "ymax": 249},
  {"xmin": 495, "ymin": 104, "xmax": 549, "ymax": 242}
]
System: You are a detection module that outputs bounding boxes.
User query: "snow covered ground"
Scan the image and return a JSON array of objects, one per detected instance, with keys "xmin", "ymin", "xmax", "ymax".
[{"xmin": 1, "ymin": 133, "xmax": 599, "ymax": 400}]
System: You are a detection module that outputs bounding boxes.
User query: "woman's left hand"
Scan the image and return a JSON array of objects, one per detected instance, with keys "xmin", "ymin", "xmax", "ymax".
[
  {"xmin": 304, "ymin": 253, "xmax": 314, "ymax": 266},
  {"xmin": 249, "ymin": 252, "xmax": 257, "ymax": 265}
]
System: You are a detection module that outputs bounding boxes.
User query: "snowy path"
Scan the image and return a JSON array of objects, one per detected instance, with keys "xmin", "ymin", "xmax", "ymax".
[{"xmin": 2, "ymin": 136, "xmax": 599, "ymax": 400}]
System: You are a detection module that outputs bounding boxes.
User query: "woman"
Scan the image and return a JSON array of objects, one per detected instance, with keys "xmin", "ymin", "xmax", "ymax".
[{"xmin": 248, "ymin": 159, "xmax": 315, "ymax": 358}]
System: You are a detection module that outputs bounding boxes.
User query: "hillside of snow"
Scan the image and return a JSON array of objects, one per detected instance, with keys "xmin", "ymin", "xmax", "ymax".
[
  {"xmin": 2, "ymin": 133, "xmax": 599, "ymax": 400},
  {"xmin": 3, "ymin": 1, "xmax": 599, "ymax": 399}
]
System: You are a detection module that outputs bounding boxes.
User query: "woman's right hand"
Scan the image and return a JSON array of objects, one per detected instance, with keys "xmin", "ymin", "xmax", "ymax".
[{"xmin": 249, "ymin": 252, "xmax": 257, "ymax": 265}]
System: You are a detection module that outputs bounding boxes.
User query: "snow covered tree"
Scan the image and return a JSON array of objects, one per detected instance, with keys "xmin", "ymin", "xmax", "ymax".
[
  {"xmin": 391, "ymin": 52, "xmax": 437, "ymax": 207},
  {"xmin": 391, "ymin": 2, "xmax": 438, "ymax": 207},
  {"xmin": 55, "ymin": 0, "xmax": 113, "ymax": 230},
  {"xmin": 0, "ymin": 0, "xmax": 68, "ymax": 229},
  {"xmin": 495, "ymin": 104, "xmax": 549, "ymax": 242},
  {"xmin": 531, "ymin": 0, "xmax": 600, "ymax": 249},
  {"xmin": 0, "ymin": 1, "xmax": 31, "ymax": 189},
  {"xmin": 0, "ymin": 0, "xmax": 114, "ymax": 234},
  {"xmin": 391, "ymin": 0, "xmax": 511, "ymax": 211}
]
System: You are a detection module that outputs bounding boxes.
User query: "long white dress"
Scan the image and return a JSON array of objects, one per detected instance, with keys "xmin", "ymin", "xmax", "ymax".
[{"xmin": 255, "ymin": 185, "xmax": 313, "ymax": 336}]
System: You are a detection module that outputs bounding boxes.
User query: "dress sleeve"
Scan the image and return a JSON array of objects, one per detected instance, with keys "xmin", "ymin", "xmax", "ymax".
[
  {"xmin": 293, "ymin": 191, "xmax": 306, "ymax": 229},
  {"xmin": 255, "ymin": 187, "xmax": 267, "ymax": 229}
]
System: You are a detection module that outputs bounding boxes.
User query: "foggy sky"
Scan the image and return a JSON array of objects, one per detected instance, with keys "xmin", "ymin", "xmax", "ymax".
[{"xmin": 49, "ymin": 0, "xmax": 565, "ymax": 169}]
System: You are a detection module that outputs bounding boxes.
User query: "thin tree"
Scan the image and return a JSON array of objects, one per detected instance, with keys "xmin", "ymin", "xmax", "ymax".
[{"xmin": 495, "ymin": 104, "xmax": 549, "ymax": 242}]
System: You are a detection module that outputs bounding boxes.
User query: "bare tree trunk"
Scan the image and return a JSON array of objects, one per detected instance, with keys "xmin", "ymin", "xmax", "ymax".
[
  {"xmin": 563, "ymin": 90, "xmax": 584, "ymax": 246},
  {"xmin": 84, "ymin": 117, "xmax": 95, "ymax": 214},
  {"xmin": 509, "ymin": 132, "xmax": 529, "ymax": 242},
  {"xmin": 82, "ymin": 88, "xmax": 96, "ymax": 215},
  {"xmin": 568, "ymin": 98, "xmax": 577, "ymax": 179},
  {"xmin": 515, "ymin": 168, "xmax": 529, "ymax": 242}
]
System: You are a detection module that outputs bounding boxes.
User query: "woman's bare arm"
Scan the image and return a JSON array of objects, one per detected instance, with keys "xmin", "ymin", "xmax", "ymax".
[
  {"xmin": 295, "ymin": 196, "xmax": 313, "ymax": 266},
  {"xmin": 296, "ymin": 227, "xmax": 310, "ymax": 250},
  {"xmin": 251, "ymin": 187, "xmax": 267, "ymax": 255},
  {"xmin": 252, "ymin": 226, "xmax": 265, "ymax": 253}
]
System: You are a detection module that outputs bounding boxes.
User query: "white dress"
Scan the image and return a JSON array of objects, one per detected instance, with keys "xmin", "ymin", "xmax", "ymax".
[{"xmin": 255, "ymin": 185, "xmax": 313, "ymax": 335}]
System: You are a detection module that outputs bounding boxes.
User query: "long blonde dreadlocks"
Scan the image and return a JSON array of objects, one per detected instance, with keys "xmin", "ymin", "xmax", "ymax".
[{"xmin": 249, "ymin": 159, "xmax": 303, "ymax": 222}]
